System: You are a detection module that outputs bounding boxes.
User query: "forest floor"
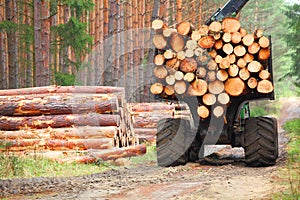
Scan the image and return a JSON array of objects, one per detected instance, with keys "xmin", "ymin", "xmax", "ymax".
[{"xmin": 1, "ymin": 97, "xmax": 300, "ymax": 200}]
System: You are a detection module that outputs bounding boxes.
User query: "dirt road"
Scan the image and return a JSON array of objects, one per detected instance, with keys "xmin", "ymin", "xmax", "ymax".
[{"xmin": 1, "ymin": 97, "xmax": 300, "ymax": 200}]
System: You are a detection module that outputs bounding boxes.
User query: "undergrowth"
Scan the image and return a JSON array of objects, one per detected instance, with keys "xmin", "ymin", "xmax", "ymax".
[{"xmin": 274, "ymin": 118, "xmax": 300, "ymax": 199}]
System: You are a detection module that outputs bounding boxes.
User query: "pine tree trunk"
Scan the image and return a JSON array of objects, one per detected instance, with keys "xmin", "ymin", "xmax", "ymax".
[
  {"xmin": 176, "ymin": 0, "xmax": 182, "ymax": 23},
  {"xmin": 25, "ymin": 1, "xmax": 33, "ymax": 87},
  {"xmin": 0, "ymin": 1, "xmax": 8, "ymax": 89},
  {"xmin": 6, "ymin": 0, "xmax": 19, "ymax": 89}
]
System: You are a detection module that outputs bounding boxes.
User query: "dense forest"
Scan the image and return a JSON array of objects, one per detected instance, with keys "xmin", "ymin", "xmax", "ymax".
[{"xmin": 0, "ymin": 0, "xmax": 298, "ymax": 101}]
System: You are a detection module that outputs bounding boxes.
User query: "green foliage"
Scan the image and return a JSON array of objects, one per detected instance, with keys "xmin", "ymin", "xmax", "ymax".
[
  {"xmin": 63, "ymin": 0, "xmax": 94, "ymax": 18},
  {"xmin": 55, "ymin": 72, "xmax": 75, "ymax": 86},
  {"xmin": 284, "ymin": 4, "xmax": 300, "ymax": 87},
  {"xmin": 0, "ymin": 20, "xmax": 18, "ymax": 33},
  {"xmin": 250, "ymin": 106, "xmax": 267, "ymax": 117},
  {"xmin": 274, "ymin": 118, "xmax": 300, "ymax": 199},
  {"xmin": 0, "ymin": 153, "xmax": 113, "ymax": 179},
  {"xmin": 54, "ymin": 17, "xmax": 93, "ymax": 70}
]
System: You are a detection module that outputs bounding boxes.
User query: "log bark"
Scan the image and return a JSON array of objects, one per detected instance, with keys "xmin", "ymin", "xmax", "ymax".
[
  {"xmin": 129, "ymin": 103, "xmax": 174, "ymax": 113},
  {"xmin": 0, "ymin": 113, "xmax": 120, "ymax": 131},
  {"xmin": 0, "ymin": 126, "xmax": 118, "ymax": 140},
  {"xmin": 0, "ymin": 86, "xmax": 125, "ymax": 96},
  {"xmin": 56, "ymin": 144, "xmax": 147, "ymax": 164},
  {"xmin": 0, "ymin": 94, "xmax": 119, "ymax": 116},
  {"xmin": 1, "ymin": 138, "xmax": 115, "ymax": 151},
  {"xmin": 257, "ymin": 80, "xmax": 274, "ymax": 94},
  {"xmin": 225, "ymin": 78, "xmax": 245, "ymax": 96},
  {"xmin": 133, "ymin": 113, "xmax": 172, "ymax": 128}
]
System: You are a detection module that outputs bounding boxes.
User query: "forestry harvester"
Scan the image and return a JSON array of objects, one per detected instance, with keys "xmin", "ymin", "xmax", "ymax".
[{"xmin": 152, "ymin": 0, "xmax": 278, "ymax": 167}]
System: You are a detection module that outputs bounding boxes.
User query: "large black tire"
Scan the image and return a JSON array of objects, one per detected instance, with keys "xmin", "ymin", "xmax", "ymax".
[
  {"xmin": 244, "ymin": 117, "xmax": 278, "ymax": 167},
  {"xmin": 156, "ymin": 118, "xmax": 194, "ymax": 167}
]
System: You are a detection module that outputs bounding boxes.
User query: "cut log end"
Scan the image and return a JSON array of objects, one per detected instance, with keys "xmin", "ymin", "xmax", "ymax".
[
  {"xmin": 225, "ymin": 78, "xmax": 245, "ymax": 96},
  {"xmin": 150, "ymin": 83, "xmax": 164, "ymax": 95},
  {"xmin": 257, "ymin": 80, "xmax": 274, "ymax": 94},
  {"xmin": 197, "ymin": 105, "xmax": 210, "ymax": 119}
]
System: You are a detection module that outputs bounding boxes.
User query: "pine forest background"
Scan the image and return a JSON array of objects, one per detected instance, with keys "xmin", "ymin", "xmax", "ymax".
[{"xmin": 0, "ymin": 0, "xmax": 298, "ymax": 102}]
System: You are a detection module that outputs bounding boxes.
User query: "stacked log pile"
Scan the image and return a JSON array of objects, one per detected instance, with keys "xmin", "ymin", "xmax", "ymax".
[
  {"xmin": 0, "ymin": 86, "xmax": 145, "ymax": 163},
  {"xmin": 128, "ymin": 103, "xmax": 191, "ymax": 143},
  {"xmin": 151, "ymin": 18, "xmax": 273, "ymax": 119}
]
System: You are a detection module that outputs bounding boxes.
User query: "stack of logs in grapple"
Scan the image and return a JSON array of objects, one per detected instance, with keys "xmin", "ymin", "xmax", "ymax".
[{"xmin": 151, "ymin": 18, "xmax": 273, "ymax": 119}]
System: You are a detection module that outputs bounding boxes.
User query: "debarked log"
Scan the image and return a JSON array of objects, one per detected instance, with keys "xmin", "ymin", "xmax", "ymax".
[
  {"xmin": 0, "ymin": 138, "xmax": 115, "ymax": 151},
  {"xmin": 0, "ymin": 85, "xmax": 125, "ymax": 96},
  {"xmin": 0, "ymin": 113, "xmax": 120, "ymax": 131},
  {"xmin": 0, "ymin": 94, "xmax": 119, "ymax": 116},
  {"xmin": 0, "ymin": 126, "xmax": 118, "ymax": 140},
  {"xmin": 55, "ymin": 144, "xmax": 147, "ymax": 164}
]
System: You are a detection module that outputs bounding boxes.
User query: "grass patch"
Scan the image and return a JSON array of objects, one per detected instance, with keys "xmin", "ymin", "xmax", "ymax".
[
  {"xmin": 0, "ymin": 153, "xmax": 115, "ymax": 180},
  {"xmin": 250, "ymin": 100, "xmax": 280, "ymax": 117},
  {"xmin": 274, "ymin": 118, "xmax": 300, "ymax": 199},
  {"xmin": 129, "ymin": 144, "xmax": 157, "ymax": 165}
]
